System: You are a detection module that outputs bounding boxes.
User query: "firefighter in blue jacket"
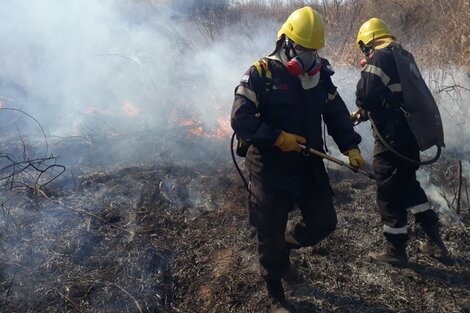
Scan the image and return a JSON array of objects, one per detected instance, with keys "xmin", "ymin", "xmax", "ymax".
[
  {"xmin": 354, "ymin": 18, "xmax": 454, "ymax": 267},
  {"xmin": 231, "ymin": 7, "xmax": 364, "ymax": 312}
]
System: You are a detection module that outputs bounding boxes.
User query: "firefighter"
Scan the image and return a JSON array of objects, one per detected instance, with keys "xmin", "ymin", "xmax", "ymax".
[
  {"xmin": 231, "ymin": 7, "xmax": 364, "ymax": 312},
  {"xmin": 354, "ymin": 18, "xmax": 454, "ymax": 267}
]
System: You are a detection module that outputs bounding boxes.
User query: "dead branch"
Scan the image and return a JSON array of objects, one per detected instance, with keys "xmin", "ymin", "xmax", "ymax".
[
  {"xmin": 0, "ymin": 107, "xmax": 49, "ymax": 157},
  {"xmin": 4, "ymin": 272, "xmax": 16, "ymax": 307},
  {"xmin": 0, "ymin": 154, "xmax": 65, "ymax": 190},
  {"xmin": 435, "ymin": 84, "xmax": 470, "ymax": 94},
  {"xmin": 107, "ymin": 282, "xmax": 143, "ymax": 313},
  {"xmin": 439, "ymin": 189, "xmax": 454, "ymax": 211},
  {"xmin": 457, "ymin": 160, "xmax": 462, "ymax": 215},
  {"xmin": 465, "ymin": 178, "xmax": 469, "ymax": 214},
  {"xmin": 34, "ymin": 187, "xmax": 134, "ymax": 235}
]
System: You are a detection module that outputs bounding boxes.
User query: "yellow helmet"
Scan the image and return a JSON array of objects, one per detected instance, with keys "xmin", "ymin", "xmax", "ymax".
[
  {"xmin": 277, "ymin": 6, "xmax": 324, "ymax": 50},
  {"xmin": 356, "ymin": 18, "xmax": 394, "ymax": 47}
]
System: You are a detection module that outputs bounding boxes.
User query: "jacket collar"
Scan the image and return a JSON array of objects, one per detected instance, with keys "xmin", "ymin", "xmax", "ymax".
[{"xmin": 373, "ymin": 37, "xmax": 397, "ymax": 50}]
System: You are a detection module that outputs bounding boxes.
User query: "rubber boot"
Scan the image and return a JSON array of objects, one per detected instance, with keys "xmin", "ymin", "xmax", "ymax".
[
  {"xmin": 368, "ymin": 238, "xmax": 408, "ymax": 268},
  {"xmin": 419, "ymin": 223, "xmax": 455, "ymax": 266},
  {"xmin": 265, "ymin": 279, "xmax": 293, "ymax": 313}
]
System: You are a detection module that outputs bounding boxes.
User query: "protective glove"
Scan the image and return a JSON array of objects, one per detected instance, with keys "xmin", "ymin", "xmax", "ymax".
[
  {"xmin": 274, "ymin": 131, "xmax": 307, "ymax": 152},
  {"xmin": 345, "ymin": 148, "xmax": 365, "ymax": 169},
  {"xmin": 350, "ymin": 108, "xmax": 368, "ymax": 126}
]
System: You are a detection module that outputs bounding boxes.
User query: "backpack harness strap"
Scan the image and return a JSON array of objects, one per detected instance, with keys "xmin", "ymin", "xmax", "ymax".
[
  {"xmin": 253, "ymin": 57, "xmax": 273, "ymax": 95},
  {"xmin": 253, "ymin": 57, "xmax": 273, "ymax": 108}
]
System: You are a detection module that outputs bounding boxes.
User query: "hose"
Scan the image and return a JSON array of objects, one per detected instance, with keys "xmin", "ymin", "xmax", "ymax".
[
  {"xmin": 368, "ymin": 112, "xmax": 441, "ymax": 165},
  {"xmin": 230, "ymin": 132, "xmax": 249, "ymax": 191}
]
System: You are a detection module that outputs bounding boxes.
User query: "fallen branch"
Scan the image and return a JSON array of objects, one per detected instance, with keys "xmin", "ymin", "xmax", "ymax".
[
  {"xmin": 0, "ymin": 154, "xmax": 65, "ymax": 190},
  {"xmin": 108, "ymin": 282, "xmax": 143, "ymax": 313},
  {"xmin": 0, "ymin": 107, "xmax": 49, "ymax": 156},
  {"xmin": 457, "ymin": 160, "xmax": 462, "ymax": 215},
  {"xmin": 34, "ymin": 187, "xmax": 134, "ymax": 235},
  {"xmin": 465, "ymin": 178, "xmax": 469, "ymax": 214},
  {"xmin": 4, "ymin": 272, "xmax": 16, "ymax": 307}
]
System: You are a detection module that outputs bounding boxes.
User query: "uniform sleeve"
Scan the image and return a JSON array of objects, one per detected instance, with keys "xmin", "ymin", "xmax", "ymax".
[
  {"xmin": 230, "ymin": 66, "xmax": 281, "ymax": 146},
  {"xmin": 322, "ymin": 72, "xmax": 362, "ymax": 153},
  {"xmin": 355, "ymin": 52, "xmax": 390, "ymax": 111}
]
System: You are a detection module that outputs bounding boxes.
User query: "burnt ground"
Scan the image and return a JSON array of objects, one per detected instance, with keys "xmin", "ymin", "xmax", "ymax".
[{"xmin": 0, "ymin": 137, "xmax": 469, "ymax": 313}]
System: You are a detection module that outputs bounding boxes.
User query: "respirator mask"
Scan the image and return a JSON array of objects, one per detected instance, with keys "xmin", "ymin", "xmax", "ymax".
[
  {"xmin": 358, "ymin": 41, "xmax": 374, "ymax": 68},
  {"xmin": 283, "ymin": 37, "xmax": 322, "ymax": 77}
]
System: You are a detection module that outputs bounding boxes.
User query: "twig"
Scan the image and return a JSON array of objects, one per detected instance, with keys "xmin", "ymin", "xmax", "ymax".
[
  {"xmin": 33, "ymin": 164, "xmax": 66, "ymax": 188},
  {"xmin": 436, "ymin": 84, "xmax": 470, "ymax": 94},
  {"xmin": 34, "ymin": 187, "xmax": 134, "ymax": 235},
  {"xmin": 439, "ymin": 189, "xmax": 453, "ymax": 211},
  {"xmin": 108, "ymin": 282, "xmax": 143, "ymax": 313},
  {"xmin": 0, "ymin": 154, "xmax": 65, "ymax": 190},
  {"xmin": 1, "ymin": 201, "xmax": 12, "ymax": 231},
  {"xmin": 57, "ymin": 290, "xmax": 80, "ymax": 310},
  {"xmin": 456, "ymin": 160, "xmax": 462, "ymax": 215},
  {"xmin": 95, "ymin": 53, "xmax": 144, "ymax": 68},
  {"xmin": 4, "ymin": 272, "xmax": 16, "ymax": 306},
  {"xmin": 0, "ymin": 261, "xmax": 32, "ymax": 272},
  {"xmin": 0, "ymin": 107, "xmax": 49, "ymax": 157},
  {"xmin": 15, "ymin": 123, "xmax": 27, "ymax": 161},
  {"xmin": 465, "ymin": 178, "xmax": 469, "ymax": 214}
]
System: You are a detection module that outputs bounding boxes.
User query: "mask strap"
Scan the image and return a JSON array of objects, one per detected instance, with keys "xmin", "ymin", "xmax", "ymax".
[
  {"xmin": 283, "ymin": 37, "xmax": 297, "ymax": 60},
  {"xmin": 306, "ymin": 58, "xmax": 322, "ymax": 76},
  {"xmin": 359, "ymin": 41, "xmax": 373, "ymax": 58}
]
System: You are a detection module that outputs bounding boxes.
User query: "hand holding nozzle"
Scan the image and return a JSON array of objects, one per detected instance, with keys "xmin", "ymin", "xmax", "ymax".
[
  {"xmin": 299, "ymin": 144, "xmax": 376, "ymax": 180},
  {"xmin": 274, "ymin": 131, "xmax": 307, "ymax": 152},
  {"xmin": 350, "ymin": 108, "xmax": 368, "ymax": 126}
]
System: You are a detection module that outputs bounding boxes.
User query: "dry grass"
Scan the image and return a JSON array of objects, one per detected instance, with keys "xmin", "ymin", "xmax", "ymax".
[{"xmin": 164, "ymin": 0, "xmax": 470, "ymax": 67}]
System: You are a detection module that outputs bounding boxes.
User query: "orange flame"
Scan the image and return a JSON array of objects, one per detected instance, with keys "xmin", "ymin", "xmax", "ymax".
[
  {"xmin": 123, "ymin": 101, "xmax": 140, "ymax": 117},
  {"xmin": 212, "ymin": 116, "xmax": 231, "ymax": 140},
  {"xmin": 0, "ymin": 95, "xmax": 10, "ymax": 108},
  {"xmin": 170, "ymin": 102, "xmax": 232, "ymax": 142},
  {"xmin": 84, "ymin": 106, "xmax": 99, "ymax": 114},
  {"xmin": 179, "ymin": 116, "xmax": 231, "ymax": 141}
]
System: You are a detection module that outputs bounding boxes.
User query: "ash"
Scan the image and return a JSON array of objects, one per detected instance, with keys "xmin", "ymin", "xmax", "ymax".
[{"xmin": 0, "ymin": 134, "xmax": 469, "ymax": 313}]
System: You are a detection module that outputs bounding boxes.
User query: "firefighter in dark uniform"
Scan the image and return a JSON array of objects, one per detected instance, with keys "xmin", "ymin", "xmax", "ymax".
[
  {"xmin": 353, "ymin": 18, "xmax": 454, "ymax": 267},
  {"xmin": 231, "ymin": 7, "xmax": 364, "ymax": 312}
]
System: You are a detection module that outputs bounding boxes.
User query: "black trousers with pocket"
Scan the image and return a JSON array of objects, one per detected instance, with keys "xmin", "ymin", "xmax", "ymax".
[
  {"xmin": 373, "ymin": 151, "xmax": 438, "ymax": 240},
  {"xmin": 248, "ymin": 160, "xmax": 337, "ymax": 281}
]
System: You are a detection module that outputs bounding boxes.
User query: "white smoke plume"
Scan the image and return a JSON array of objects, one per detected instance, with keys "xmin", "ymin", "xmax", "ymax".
[
  {"xmin": 0, "ymin": 0, "xmax": 278, "ymax": 166},
  {"xmin": 0, "ymin": 0, "xmax": 468, "ymax": 166}
]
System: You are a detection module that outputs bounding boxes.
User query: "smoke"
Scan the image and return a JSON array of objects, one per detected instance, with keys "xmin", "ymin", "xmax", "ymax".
[
  {"xmin": 427, "ymin": 67, "xmax": 470, "ymax": 157},
  {"xmin": 332, "ymin": 65, "xmax": 470, "ymax": 222},
  {"xmin": 0, "ymin": 0, "xmax": 277, "ymax": 166},
  {"xmin": 332, "ymin": 66, "xmax": 470, "ymax": 158},
  {"xmin": 0, "ymin": 0, "xmax": 266, "ymax": 129},
  {"xmin": 0, "ymin": 0, "xmax": 468, "ymax": 166}
]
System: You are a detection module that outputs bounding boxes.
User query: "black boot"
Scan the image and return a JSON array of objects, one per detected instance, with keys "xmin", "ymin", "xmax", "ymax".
[
  {"xmin": 419, "ymin": 223, "xmax": 455, "ymax": 266},
  {"xmin": 369, "ymin": 236, "xmax": 408, "ymax": 267},
  {"xmin": 283, "ymin": 260, "xmax": 299, "ymax": 284},
  {"xmin": 281, "ymin": 249, "xmax": 299, "ymax": 284},
  {"xmin": 265, "ymin": 279, "xmax": 293, "ymax": 313}
]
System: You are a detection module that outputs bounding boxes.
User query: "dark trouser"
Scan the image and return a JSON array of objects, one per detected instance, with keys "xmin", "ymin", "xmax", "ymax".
[
  {"xmin": 248, "ymin": 163, "xmax": 337, "ymax": 281},
  {"xmin": 373, "ymin": 151, "xmax": 438, "ymax": 242}
]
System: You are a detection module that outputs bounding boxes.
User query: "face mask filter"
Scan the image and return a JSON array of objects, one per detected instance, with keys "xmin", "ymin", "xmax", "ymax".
[{"xmin": 286, "ymin": 51, "xmax": 321, "ymax": 76}]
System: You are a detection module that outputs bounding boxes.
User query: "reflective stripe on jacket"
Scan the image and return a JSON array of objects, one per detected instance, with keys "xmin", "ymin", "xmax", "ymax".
[
  {"xmin": 355, "ymin": 46, "xmax": 418, "ymax": 156},
  {"xmin": 231, "ymin": 57, "xmax": 361, "ymax": 191}
]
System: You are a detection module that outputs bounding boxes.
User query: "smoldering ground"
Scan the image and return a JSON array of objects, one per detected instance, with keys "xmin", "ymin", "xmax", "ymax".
[{"xmin": 0, "ymin": 1, "xmax": 469, "ymax": 312}]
